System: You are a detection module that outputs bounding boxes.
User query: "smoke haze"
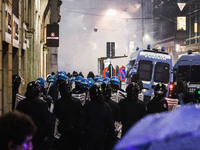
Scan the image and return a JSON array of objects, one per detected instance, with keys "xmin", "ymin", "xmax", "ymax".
[{"xmin": 58, "ymin": 0, "xmax": 153, "ymax": 77}]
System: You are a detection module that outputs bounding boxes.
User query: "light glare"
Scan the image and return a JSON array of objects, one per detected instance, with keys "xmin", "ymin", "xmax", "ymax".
[{"xmin": 106, "ymin": 9, "xmax": 117, "ymax": 17}]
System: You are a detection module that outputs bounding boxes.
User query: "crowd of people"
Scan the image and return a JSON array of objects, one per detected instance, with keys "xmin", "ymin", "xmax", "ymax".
[{"xmin": 1, "ymin": 70, "xmax": 169, "ymax": 150}]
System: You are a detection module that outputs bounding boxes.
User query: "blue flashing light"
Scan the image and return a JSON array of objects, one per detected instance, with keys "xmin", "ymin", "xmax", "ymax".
[
  {"xmin": 161, "ymin": 46, "xmax": 165, "ymax": 51},
  {"xmin": 147, "ymin": 44, "xmax": 151, "ymax": 50}
]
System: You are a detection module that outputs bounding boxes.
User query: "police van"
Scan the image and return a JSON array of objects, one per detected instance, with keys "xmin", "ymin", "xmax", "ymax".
[
  {"xmin": 126, "ymin": 45, "xmax": 173, "ymax": 104},
  {"xmin": 173, "ymin": 50, "xmax": 200, "ymax": 103}
]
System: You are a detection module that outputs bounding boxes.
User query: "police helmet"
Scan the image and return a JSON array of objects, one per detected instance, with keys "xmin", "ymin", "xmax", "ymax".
[
  {"xmin": 94, "ymin": 75, "xmax": 101, "ymax": 82},
  {"xmin": 47, "ymin": 76, "xmax": 55, "ymax": 84},
  {"xmin": 25, "ymin": 81, "xmax": 41, "ymax": 97},
  {"xmin": 80, "ymin": 79, "xmax": 90, "ymax": 89},
  {"xmin": 69, "ymin": 76, "xmax": 76, "ymax": 83},
  {"xmin": 75, "ymin": 76, "xmax": 83, "ymax": 86},
  {"xmin": 110, "ymin": 76, "xmax": 120, "ymax": 86},
  {"xmin": 96, "ymin": 78, "xmax": 104, "ymax": 85},
  {"xmin": 103, "ymin": 77, "xmax": 110, "ymax": 84},
  {"xmin": 36, "ymin": 78, "xmax": 46, "ymax": 87},
  {"xmin": 154, "ymin": 83, "xmax": 167, "ymax": 97},
  {"xmin": 87, "ymin": 78, "xmax": 94, "ymax": 87},
  {"xmin": 57, "ymin": 71, "xmax": 69, "ymax": 81}
]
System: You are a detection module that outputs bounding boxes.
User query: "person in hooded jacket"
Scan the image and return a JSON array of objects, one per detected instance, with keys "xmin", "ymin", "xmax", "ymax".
[
  {"xmin": 16, "ymin": 81, "xmax": 52, "ymax": 150},
  {"xmin": 54, "ymin": 81, "xmax": 83, "ymax": 150},
  {"xmin": 147, "ymin": 83, "xmax": 168, "ymax": 114},
  {"xmin": 87, "ymin": 71, "xmax": 95, "ymax": 79},
  {"xmin": 81, "ymin": 84, "xmax": 115, "ymax": 150},
  {"xmin": 119, "ymin": 83, "xmax": 147, "ymax": 137}
]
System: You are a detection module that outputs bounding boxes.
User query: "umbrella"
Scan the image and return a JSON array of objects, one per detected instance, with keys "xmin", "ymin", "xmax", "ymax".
[{"xmin": 114, "ymin": 104, "xmax": 200, "ymax": 150}]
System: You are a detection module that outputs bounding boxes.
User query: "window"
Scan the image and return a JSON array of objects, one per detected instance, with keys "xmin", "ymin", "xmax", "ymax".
[
  {"xmin": 178, "ymin": 66, "xmax": 190, "ymax": 82},
  {"xmin": 191, "ymin": 65, "xmax": 200, "ymax": 82},
  {"xmin": 12, "ymin": 0, "xmax": 19, "ymax": 18},
  {"xmin": 154, "ymin": 62, "xmax": 169, "ymax": 83},
  {"xmin": 130, "ymin": 60, "xmax": 135, "ymax": 66},
  {"xmin": 138, "ymin": 60, "xmax": 153, "ymax": 81}
]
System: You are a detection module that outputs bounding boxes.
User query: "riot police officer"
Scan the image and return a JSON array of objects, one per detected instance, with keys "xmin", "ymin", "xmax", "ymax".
[
  {"xmin": 72, "ymin": 76, "xmax": 83, "ymax": 94},
  {"xmin": 110, "ymin": 76, "xmax": 121, "ymax": 103},
  {"xmin": 79, "ymin": 78, "xmax": 90, "ymax": 105},
  {"xmin": 147, "ymin": 83, "xmax": 168, "ymax": 114},
  {"xmin": 49, "ymin": 71, "xmax": 69, "ymax": 102},
  {"xmin": 72, "ymin": 76, "xmax": 85, "ymax": 105}
]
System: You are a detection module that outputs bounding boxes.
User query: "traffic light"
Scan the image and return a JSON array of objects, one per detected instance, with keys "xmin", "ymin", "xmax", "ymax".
[
  {"xmin": 194, "ymin": 88, "xmax": 200, "ymax": 103},
  {"xmin": 106, "ymin": 42, "xmax": 115, "ymax": 58}
]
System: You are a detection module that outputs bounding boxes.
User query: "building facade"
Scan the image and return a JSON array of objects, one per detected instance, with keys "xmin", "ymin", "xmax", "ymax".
[
  {"xmin": 186, "ymin": 0, "xmax": 200, "ymax": 52},
  {"xmin": 152, "ymin": 0, "xmax": 188, "ymax": 64},
  {"xmin": 0, "ymin": 0, "xmax": 61, "ymax": 114}
]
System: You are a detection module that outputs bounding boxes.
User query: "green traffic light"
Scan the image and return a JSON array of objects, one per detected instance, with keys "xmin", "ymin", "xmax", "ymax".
[{"xmin": 198, "ymin": 90, "xmax": 200, "ymax": 95}]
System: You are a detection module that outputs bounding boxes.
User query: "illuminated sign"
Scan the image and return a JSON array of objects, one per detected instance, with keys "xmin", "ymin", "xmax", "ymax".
[
  {"xmin": 177, "ymin": 16, "xmax": 186, "ymax": 30},
  {"xmin": 140, "ymin": 52, "xmax": 171, "ymax": 60},
  {"xmin": 46, "ymin": 24, "xmax": 59, "ymax": 47}
]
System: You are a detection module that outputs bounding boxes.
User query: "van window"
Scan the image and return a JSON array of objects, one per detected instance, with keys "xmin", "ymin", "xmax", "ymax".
[
  {"xmin": 178, "ymin": 66, "xmax": 190, "ymax": 82},
  {"xmin": 138, "ymin": 60, "xmax": 153, "ymax": 81},
  {"xmin": 191, "ymin": 65, "xmax": 200, "ymax": 82},
  {"xmin": 154, "ymin": 62, "xmax": 169, "ymax": 83}
]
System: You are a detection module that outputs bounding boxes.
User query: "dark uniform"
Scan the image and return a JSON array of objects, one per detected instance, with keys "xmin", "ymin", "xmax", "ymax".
[
  {"xmin": 147, "ymin": 97, "xmax": 168, "ymax": 113},
  {"xmin": 119, "ymin": 83, "xmax": 147, "ymax": 137},
  {"xmin": 54, "ymin": 81, "xmax": 82, "ymax": 150},
  {"xmin": 49, "ymin": 82, "xmax": 60, "ymax": 102},
  {"xmin": 101, "ymin": 83, "xmax": 120, "ymax": 149},
  {"xmin": 147, "ymin": 83, "xmax": 168, "ymax": 114},
  {"xmin": 16, "ymin": 81, "xmax": 52, "ymax": 150},
  {"xmin": 81, "ymin": 85, "xmax": 115, "ymax": 150}
]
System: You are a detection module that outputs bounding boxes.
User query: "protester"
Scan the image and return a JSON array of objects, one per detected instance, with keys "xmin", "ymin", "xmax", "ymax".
[
  {"xmin": 54, "ymin": 81, "xmax": 83, "ymax": 150},
  {"xmin": 12, "ymin": 74, "xmax": 22, "ymax": 110},
  {"xmin": 16, "ymin": 81, "xmax": 52, "ymax": 150},
  {"xmin": 81, "ymin": 84, "xmax": 115, "ymax": 150},
  {"xmin": 87, "ymin": 71, "xmax": 95, "ymax": 79},
  {"xmin": 119, "ymin": 83, "xmax": 147, "ymax": 137},
  {"xmin": 0, "ymin": 110, "xmax": 36, "ymax": 150},
  {"xmin": 101, "ymin": 82, "xmax": 121, "ymax": 149}
]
